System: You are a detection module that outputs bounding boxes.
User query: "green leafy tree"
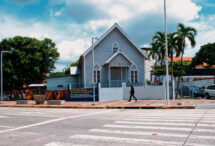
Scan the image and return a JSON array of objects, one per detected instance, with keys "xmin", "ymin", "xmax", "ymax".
[
  {"xmin": 151, "ymin": 60, "xmax": 191, "ymax": 77},
  {"xmin": 192, "ymin": 43, "xmax": 215, "ymax": 84},
  {"xmin": 192, "ymin": 43, "xmax": 215, "ymax": 68},
  {"xmin": 0, "ymin": 36, "xmax": 60, "ymax": 91}
]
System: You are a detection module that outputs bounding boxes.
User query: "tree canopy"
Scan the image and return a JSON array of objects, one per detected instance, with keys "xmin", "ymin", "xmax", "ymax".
[
  {"xmin": 151, "ymin": 60, "xmax": 191, "ymax": 77},
  {"xmin": 192, "ymin": 43, "xmax": 215, "ymax": 68},
  {"xmin": 0, "ymin": 36, "xmax": 60, "ymax": 90}
]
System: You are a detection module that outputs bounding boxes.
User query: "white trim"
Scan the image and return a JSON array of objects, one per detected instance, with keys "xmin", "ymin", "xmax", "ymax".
[
  {"xmin": 93, "ymin": 63, "xmax": 101, "ymax": 83},
  {"xmin": 112, "ymin": 41, "xmax": 119, "ymax": 53},
  {"xmin": 143, "ymin": 57, "xmax": 146, "ymax": 85},
  {"xmin": 130, "ymin": 64, "xmax": 138, "ymax": 83},
  {"xmin": 84, "ymin": 56, "xmax": 86, "ymax": 88},
  {"xmin": 105, "ymin": 51, "xmax": 134, "ymax": 65},
  {"xmin": 82, "ymin": 23, "xmax": 148, "ymax": 58}
]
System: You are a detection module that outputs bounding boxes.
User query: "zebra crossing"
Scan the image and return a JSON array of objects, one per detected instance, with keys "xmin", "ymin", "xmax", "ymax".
[{"xmin": 70, "ymin": 113, "xmax": 215, "ymax": 146}]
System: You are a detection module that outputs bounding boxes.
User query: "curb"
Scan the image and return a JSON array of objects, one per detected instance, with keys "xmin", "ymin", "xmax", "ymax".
[{"xmin": 0, "ymin": 105, "xmax": 196, "ymax": 109}]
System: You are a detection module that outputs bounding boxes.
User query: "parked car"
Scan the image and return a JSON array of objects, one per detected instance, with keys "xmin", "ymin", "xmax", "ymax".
[
  {"xmin": 189, "ymin": 86, "xmax": 204, "ymax": 98},
  {"xmin": 204, "ymin": 84, "xmax": 215, "ymax": 99}
]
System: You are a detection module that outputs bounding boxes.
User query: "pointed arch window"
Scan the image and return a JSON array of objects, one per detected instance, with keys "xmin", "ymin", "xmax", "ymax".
[
  {"xmin": 94, "ymin": 64, "xmax": 101, "ymax": 83},
  {"xmin": 130, "ymin": 64, "xmax": 138, "ymax": 83},
  {"xmin": 112, "ymin": 41, "xmax": 119, "ymax": 53}
]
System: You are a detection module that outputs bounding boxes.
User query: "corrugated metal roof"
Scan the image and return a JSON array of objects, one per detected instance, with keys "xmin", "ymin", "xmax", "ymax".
[
  {"xmin": 70, "ymin": 66, "xmax": 81, "ymax": 75},
  {"xmin": 28, "ymin": 84, "xmax": 47, "ymax": 87}
]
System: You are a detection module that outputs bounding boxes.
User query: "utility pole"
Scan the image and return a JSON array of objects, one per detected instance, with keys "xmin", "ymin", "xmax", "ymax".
[
  {"xmin": 164, "ymin": 0, "xmax": 170, "ymax": 105},
  {"xmin": 92, "ymin": 37, "xmax": 99, "ymax": 105}
]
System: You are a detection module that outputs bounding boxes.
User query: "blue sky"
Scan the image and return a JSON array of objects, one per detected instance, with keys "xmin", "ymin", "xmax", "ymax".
[{"xmin": 0, "ymin": 0, "xmax": 215, "ymax": 71}]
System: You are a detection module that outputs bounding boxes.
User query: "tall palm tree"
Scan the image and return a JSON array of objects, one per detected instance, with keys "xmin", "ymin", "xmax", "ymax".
[
  {"xmin": 168, "ymin": 32, "xmax": 180, "ymax": 98},
  {"xmin": 176, "ymin": 23, "xmax": 197, "ymax": 97},
  {"xmin": 152, "ymin": 32, "xmax": 166, "ymax": 65},
  {"xmin": 168, "ymin": 32, "xmax": 180, "ymax": 81},
  {"xmin": 148, "ymin": 42, "xmax": 161, "ymax": 84}
]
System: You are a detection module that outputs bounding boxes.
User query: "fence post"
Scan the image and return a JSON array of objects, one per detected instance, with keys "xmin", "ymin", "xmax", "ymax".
[{"xmin": 122, "ymin": 82, "xmax": 126, "ymax": 100}]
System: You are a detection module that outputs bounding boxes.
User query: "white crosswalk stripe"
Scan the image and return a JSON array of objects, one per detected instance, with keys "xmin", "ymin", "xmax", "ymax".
[
  {"xmin": 89, "ymin": 129, "xmax": 215, "ymax": 140},
  {"xmin": 0, "ymin": 116, "xmax": 9, "ymax": 118},
  {"xmin": 70, "ymin": 114, "xmax": 215, "ymax": 146},
  {"xmin": 115, "ymin": 120, "xmax": 215, "ymax": 127},
  {"xmin": 70, "ymin": 134, "xmax": 183, "ymax": 146},
  {"xmin": 70, "ymin": 134, "xmax": 214, "ymax": 146},
  {"xmin": 104, "ymin": 124, "xmax": 215, "ymax": 132},
  {"xmin": 122, "ymin": 118, "xmax": 215, "ymax": 123},
  {"xmin": 132, "ymin": 116, "xmax": 215, "ymax": 120},
  {"xmin": 44, "ymin": 142, "xmax": 90, "ymax": 146}
]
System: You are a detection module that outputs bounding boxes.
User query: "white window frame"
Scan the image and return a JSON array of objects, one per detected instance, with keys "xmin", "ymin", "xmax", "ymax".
[
  {"xmin": 130, "ymin": 64, "xmax": 138, "ymax": 83},
  {"xmin": 112, "ymin": 41, "xmax": 119, "ymax": 53},
  {"xmin": 93, "ymin": 63, "xmax": 101, "ymax": 83}
]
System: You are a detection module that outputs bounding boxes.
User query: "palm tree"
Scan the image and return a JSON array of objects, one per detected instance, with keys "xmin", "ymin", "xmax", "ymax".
[
  {"xmin": 176, "ymin": 23, "xmax": 197, "ymax": 97},
  {"xmin": 168, "ymin": 33, "xmax": 180, "ymax": 81},
  {"xmin": 152, "ymin": 32, "xmax": 166, "ymax": 65},
  {"xmin": 168, "ymin": 32, "xmax": 180, "ymax": 98}
]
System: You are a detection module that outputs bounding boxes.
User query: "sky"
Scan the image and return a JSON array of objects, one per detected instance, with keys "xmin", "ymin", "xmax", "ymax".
[{"xmin": 0, "ymin": 0, "xmax": 215, "ymax": 71}]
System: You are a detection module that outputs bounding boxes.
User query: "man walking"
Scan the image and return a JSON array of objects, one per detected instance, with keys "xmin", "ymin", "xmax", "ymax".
[{"xmin": 128, "ymin": 85, "xmax": 137, "ymax": 102}]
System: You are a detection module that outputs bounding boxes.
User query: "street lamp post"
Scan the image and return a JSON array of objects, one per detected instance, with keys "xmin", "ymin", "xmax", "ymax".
[
  {"xmin": 92, "ymin": 37, "xmax": 99, "ymax": 105},
  {"xmin": 164, "ymin": 0, "xmax": 170, "ymax": 105},
  {"xmin": 1, "ymin": 51, "xmax": 12, "ymax": 104}
]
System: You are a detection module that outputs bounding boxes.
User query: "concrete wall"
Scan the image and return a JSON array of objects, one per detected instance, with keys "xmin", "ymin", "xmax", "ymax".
[
  {"xmin": 47, "ymin": 76, "xmax": 77, "ymax": 91},
  {"xmin": 123, "ymin": 85, "xmax": 166, "ymax": 100},
  {"xmin": 98, "ymin": 83, "xmax": 165, "ymax": 101},
  {"xmin": 99, "ymin": 83, "xmax": 123, "ymax": 101},
  {"xmin": 181, "ymin": 79, "xmax": 214, "ymax": 88}
]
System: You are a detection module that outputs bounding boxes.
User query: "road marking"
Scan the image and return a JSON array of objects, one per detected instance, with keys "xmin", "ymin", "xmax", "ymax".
[
  {"xmin": 115, "ymin": 121, "xmax": 194, "ymax": 126},
  {"xmin": 104, "ymin": 124, "xmax": 215, "ymax": 132},
  {"xmin": 132, "ymin": 116, "xmax": 204, "ymax": 120},
  {"xmin": 89, "ymin": 129, "xmax": 215, "ymax": 140},
  {"xmin": 133, "ymin": 115, "xmax": 215, "ymax": 118},
  {"xmin": 123, "ymin": 118, "xmax": 215, "ymax": 123},
  {"xmin": 70, "ymin": 134, "xmax": 211, "ymax": 146},
  {"xmin": 20, "ymin": 112, "xmax": 45, "ymax": 114},
  {"xmin": 115, "ymin": 121, "xmax": 215, "ymax": 127},
  {"xmin": 0, "ymin": 116, "xmax": 9, "ymax": 118},
  {"xmin": 44, "ymin": 142, "xmax": 90, "ymax": 146},
  {"xmin": 0, "ymin": 113, "xmax": 61, "ymax": 118},
  {"xmin": 0, "ymin": 109, "xmax": 119, "ymax": 134},
  {"xmin": 70, "ymin": 134, "xmax": 182, "ymax": 146}
]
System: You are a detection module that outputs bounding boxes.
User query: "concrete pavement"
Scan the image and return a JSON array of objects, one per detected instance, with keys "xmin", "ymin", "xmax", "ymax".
[{"xmin": 1, "ymin": 99, "xmax": 215, "ymax": 109}]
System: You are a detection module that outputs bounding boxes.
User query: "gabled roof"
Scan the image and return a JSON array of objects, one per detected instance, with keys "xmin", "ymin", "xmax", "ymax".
[
  {"xmin": 82, "ymin": 23, "xmax": 148, "ymax": 58},
  {"xmin": 105, "ymin": 51, "xmax": 134, "ymax": 65}
]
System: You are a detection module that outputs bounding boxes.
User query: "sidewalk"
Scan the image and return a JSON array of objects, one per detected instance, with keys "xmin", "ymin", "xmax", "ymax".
[{"xmin": 1, "ymin": 99, "xmax": 215, "ymax": 109}]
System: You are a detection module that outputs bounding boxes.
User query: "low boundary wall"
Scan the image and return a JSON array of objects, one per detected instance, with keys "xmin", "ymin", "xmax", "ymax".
[
  {"xmin": 99, "ymin": 84, "xmax": 123, "ymax": 101},
  {"xmin": 99, "ymin": 83, "xmax": 166, "ymax": 101}
]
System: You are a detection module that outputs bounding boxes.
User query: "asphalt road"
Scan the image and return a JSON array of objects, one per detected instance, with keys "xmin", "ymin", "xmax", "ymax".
[{"xmin": 0, "ymin": 108, "xmax": 215, "ymax": 146}]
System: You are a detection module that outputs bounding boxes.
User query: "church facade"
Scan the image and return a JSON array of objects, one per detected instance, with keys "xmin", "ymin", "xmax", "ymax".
[{"xmin": 78, "ymin": 23, "xmax": 148, "ymax": 88}]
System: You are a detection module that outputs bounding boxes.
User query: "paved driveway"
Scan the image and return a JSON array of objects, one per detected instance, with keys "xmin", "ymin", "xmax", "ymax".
[{"xmin": 0, "ymin": 107, "xmax": 215, "ymax": 146}]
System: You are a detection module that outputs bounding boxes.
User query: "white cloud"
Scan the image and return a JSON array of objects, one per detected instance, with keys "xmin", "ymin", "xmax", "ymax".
[
  {"xmin": 57, "ymin": 39, "xmax": 89, "ymax": 61},
  {"xmin": 185, "ymin": 15, "xmax": 215, "ymax": 56},
  {"xmin": 0, "ymin": 0, "xmax": 206, "ymax": 71}
]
